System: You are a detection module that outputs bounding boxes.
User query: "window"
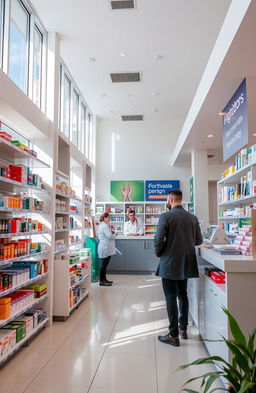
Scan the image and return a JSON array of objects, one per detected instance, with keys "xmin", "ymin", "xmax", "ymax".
[
  {"xmin": 32, "ymin": 25, "xmax": 43, "ymax": 107},
  {"xmin": 88, "ymin": 113, "xmax": 94, "ymax": 162},
  {"xmin": 80, "ymin": 103, "xmax": 86, "ymax": 154},
  {"xmin": 63, "ymin": 74, "xmax": 71, "ymax": 137},
  {"xmin": 85, "ymin": 111, "xmax": 89, "ymax": 159},
  {"xmin": 59, "ymin": 61, "xmax": 96, "ymax": 163},
  {"xmin": 0, "ymin": 0, "xmax": 4, "ymax": 67},
  {"xmin": 72, "ymin": 89, "xmax": 79, "ymax": 147},
  {"xmin": 8, "ymin": 0, "xmax": 29, "ymax": 93}
]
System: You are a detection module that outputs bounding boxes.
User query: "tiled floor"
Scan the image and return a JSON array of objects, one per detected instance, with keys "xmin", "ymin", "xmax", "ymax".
[{"xmin": 0, "ymin": 275, "xmax": 221, "ymax": 393}]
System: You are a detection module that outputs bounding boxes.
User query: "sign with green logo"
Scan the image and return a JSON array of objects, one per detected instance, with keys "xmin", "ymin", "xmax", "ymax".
[
  {"xmin": 239, "ymin": 217, "xmax": 252, "ymax": 227},
  {"xmin": 110, "ymin": 181, "xmax": 145, "ymax": 202},
  {"xmin": 189, "ymin": 177, "xmax": 194, "ymax": 214}
]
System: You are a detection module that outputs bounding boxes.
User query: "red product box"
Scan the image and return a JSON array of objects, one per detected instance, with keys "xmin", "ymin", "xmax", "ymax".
[
  {"xmin": 0, "ymin": 132, "xmax": 12, "ymax": 142},
  {"xmin": 210, "ymin": 271, "xmax": 226, "ymax": 284}
]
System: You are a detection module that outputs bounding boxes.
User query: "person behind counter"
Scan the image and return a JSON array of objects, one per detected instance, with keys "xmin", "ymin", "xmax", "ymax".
[
  {"xmin": 124, "ymin": 209, "xmax": 144, "ymax": 236},
  {"xmin": 97, "ymin": 212, "xmax": 117, "ymax": 287}
]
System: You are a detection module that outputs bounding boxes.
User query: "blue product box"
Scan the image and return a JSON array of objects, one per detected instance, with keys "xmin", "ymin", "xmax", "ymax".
[{"xmin": 12, "ymin": 263, "xmax": 38, "ymax": 278}]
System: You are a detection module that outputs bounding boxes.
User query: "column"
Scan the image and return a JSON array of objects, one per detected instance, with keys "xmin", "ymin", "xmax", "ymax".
[{"xmin": 191, "ymin": 150, "xmax": 209, "ymax": 231}]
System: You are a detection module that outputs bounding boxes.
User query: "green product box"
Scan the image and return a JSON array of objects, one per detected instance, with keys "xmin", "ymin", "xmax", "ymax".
[
  {"xmin": 2, "ymin": 323, "xmax": 26, "ymax": 343},
  {"xmin": 239, "ymin": 218, "xmax": 252, "ymax": 228}
]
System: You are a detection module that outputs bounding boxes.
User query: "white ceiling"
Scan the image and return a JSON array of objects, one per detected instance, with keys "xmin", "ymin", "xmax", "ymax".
[
  {"xmin": 31, "ymin": 0, "xmax": 231, "ymax": 136},
  {"xmin": 172, "ymin": 0, "xmax": 256, "ymax": 166}
]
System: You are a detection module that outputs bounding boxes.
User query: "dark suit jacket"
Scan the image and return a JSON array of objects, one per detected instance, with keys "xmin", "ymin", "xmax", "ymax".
[{"xmin": 154, "ymin": 205, "xmax": 203, "ymax": 280}]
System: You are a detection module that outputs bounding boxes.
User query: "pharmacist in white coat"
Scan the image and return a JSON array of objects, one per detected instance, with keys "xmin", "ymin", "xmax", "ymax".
[
  {"xmin": 97, "ymin": 212, "xmax": 117, "ymax": 286},
  {"xmin": 124, "ymin": 210, "xmax": 144, "ymax": 236}
]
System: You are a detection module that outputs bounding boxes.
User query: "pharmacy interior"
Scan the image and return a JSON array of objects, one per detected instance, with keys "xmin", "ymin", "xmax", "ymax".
[{"xmin": 0, "ymin": 0, "xmax": 255, "ymax": 376}]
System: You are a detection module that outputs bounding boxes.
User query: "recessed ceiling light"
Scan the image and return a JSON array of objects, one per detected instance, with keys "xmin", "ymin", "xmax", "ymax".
[
  {"xmin": 152, "ymin": 92, "xmax": 160, "ymax": 96},
  {"xmin": 208, "ymin": 134, "xmax": 214, "ymax": 138},
  {"xmin": 218, "ymin": 112, "xmax": 226, "ymax": 116},
  {"xmin": 154, "ymin": 55, "xmax": 163, "ymax": 61},
  {"xmin": 88, "ymin": 57, "xmax": 96, "ymax": 63},
  {"xmin": 120, "ymin": 52, "xmax": 127, "ymax": 57}
]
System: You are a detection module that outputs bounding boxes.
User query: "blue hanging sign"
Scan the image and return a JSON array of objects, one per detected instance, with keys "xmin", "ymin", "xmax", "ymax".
[{"xmin": 222, "ymin": 79, "xmax": 248, "ymax": 161}]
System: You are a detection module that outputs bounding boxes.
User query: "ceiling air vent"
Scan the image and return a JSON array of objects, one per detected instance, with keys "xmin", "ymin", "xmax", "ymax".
[
  {"xmin": 122, "ymin": 115, "xmax": 143, "ymax": 121},
  {"xmin": 110, "ymin": 0, "xmax": 135, "ymax": 10},
  {"xmin": 110, "ymin": 72, "xmax": 140, "ymax": 83}
]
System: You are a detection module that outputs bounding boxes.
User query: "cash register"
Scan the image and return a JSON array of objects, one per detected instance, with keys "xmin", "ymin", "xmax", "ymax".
[{"xmin": 203, "ymin": 225, "xmax": 230, "ymax": 247}]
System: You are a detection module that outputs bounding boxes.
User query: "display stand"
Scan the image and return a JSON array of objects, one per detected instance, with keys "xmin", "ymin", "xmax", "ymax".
[
  {"xmin": 0, "ymin": 126, "xmax": 53, "ymax": 364},
  {"xmin": 53, "ymin": 255, "xmax": 91, "ymax": 320}
]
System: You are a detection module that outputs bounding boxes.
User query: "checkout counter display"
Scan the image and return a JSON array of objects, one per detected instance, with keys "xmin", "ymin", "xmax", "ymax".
[{"xmin": 203, "ymin": 225, "xmax": 229, "ymax": 247}]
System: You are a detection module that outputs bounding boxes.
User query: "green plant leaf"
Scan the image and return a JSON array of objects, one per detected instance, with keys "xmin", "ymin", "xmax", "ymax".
[
  {"xmin": 178, "ymin": 356, "xmax": 229, "ymax": 371},
  {"xmin": 203, "ymin": 373, "xmax": 223, "ymax": 393},
  {"xmin": 237, "ymin": 380, "xmax": 256, "ymax": 393},
  {"xmin": 223, "ymin": 308, "xmax": 246, "ymax": 347},
  {"xmin": 182, "ymin": 372, "xmax": 223, "ymax": 388},
  {"xmin": 234, "ymin": 342, "xmax": 254, "ymax": 363},
  {"xmin": 224, "ymin": 339, "xmax": 250, "ymax": 373},
  {"xmin": 222, "ymin": 367, "xmax": 241, "ymax": 390},
  {"xmin": 181, "ymin": 390, "xmax": 200, "ymax": 393},
  {"xmin": 247, "ymin": 329, "xmax": 256, "ymax": 359}
]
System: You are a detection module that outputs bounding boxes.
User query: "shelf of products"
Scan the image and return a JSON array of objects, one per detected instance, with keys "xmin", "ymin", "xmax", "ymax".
[
  {"xmin": 0, "ymin": 316, "xmax": 48, "ymax": 365},
  {"xmin": 0, "ymin": 250, "xmax": 49, "ymax": 267},
  {"xmin": 95, "ymin": 202, "xmax": 169, "ymax": 235},
  {"xmin": 0, "ymin": 294, "xmax": 48, "ymax": 328},
  {"xmin": 0, "ymin": 231, "xmax": 48, "ymax": 238},
  {"xmin": 69, "ymin": 290, "xmax": 89, "ymax": 313},
  {"xmin": 0, "ymin": 134, "xmax": 50, "ymax": 169},
  {"xmin": 53, "ymin": 249, "xmax": 91, "ymax": 320},
  {"xmin": 0, "ymin": 271, "xmax": 48, "ymax": 298},
  {"xmin": 54, "ymin": 247, "xmax": 69, "ymax": 254},
  {"xmin": 218, "ymin": 147, "xmax": 255, "ymax": 255}
]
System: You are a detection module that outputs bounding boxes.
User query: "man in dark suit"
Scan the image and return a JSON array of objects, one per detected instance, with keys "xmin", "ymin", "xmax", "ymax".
[{"xmin": 154, "ymin": 189, "xmax": 203, "ymax": 347}]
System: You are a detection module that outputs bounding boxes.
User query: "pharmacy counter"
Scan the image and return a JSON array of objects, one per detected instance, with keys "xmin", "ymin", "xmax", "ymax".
[
  {"xmin": 198, "ymin": 246, "xmax": 256, "ymax": 272},
  {"xmin": 188, "ymin": 246, "xmax": 256, "ymax": 363},
  {"xmin": 109, "ymin": 236, "xmax": 158, "ymax": 273}
]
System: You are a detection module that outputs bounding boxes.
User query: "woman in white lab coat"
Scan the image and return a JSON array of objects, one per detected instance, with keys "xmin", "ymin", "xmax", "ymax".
[{"xmin": 97, "ymin": 213, "xmax": 117, "ymax": 286}]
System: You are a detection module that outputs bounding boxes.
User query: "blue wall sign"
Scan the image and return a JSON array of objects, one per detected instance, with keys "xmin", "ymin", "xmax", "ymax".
[
  {"xmin": 222, "ymin": 79, "xmax": 248, "ymax": 161},
  {"xmin": 145, "ymin": 180, "xmax": 180, "ymax": 201}
]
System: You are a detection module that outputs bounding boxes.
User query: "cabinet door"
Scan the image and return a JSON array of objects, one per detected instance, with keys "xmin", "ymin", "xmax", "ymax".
[
  {"xmin": 124, "ymin": 240, "xmax": 146, "ymax": 271},
  {"xmin": 145, "ymin": 240, "xmax": 159, "ymax": 272},
  {"xmin": 204, "ymin": 278, "xmax": 228, "ymax": 361},
  {"xmin": 109, "ymin": 240, "xmax": 125, "ymax": 271}
]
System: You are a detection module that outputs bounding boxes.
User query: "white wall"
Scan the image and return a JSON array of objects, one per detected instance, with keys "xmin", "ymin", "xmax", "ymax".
[{"xmin": 96, "ymin": 119, "xmax": 225, "ymax": 203}]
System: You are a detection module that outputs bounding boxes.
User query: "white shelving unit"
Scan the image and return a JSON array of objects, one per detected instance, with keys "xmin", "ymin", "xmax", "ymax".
[
  {"xmin": 53, "ymin": 137, "xmax": 94, "ymax": 321},
  {"xmin": 53, "ymin": 255, "xmax": 91, "ymax": 320},
  {"xmin": 0, "ymin": 134, "xmax": 52, "ymax": 364},
  {"xmin": 95, "ymin": 201, "xmax": 189, "ymax": 235},
  {"xmin": 217, "ymin": 162, "xmax": 256, "ymax": 235}
]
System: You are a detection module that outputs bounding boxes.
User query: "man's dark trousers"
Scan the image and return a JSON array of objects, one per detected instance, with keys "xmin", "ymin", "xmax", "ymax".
[{"xmin": 161, "ymin": 278, "xmax": 188, "ymax": 338}]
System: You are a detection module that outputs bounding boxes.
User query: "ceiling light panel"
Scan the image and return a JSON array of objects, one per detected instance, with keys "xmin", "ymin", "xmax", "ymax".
[
  {"xmin": 121, "ymin": 115, "xmax": 143, "ymax": 121},
  {"xmin": 110, "ymin": 0, "xmax": 135, "ymax": 10},
  {"xmin": 110, "ymin": 72, "xmax": 141, "ymax": 83}
]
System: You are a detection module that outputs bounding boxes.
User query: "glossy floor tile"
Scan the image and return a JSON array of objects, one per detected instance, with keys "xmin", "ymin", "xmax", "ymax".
[{"xmin": 0, "ymin": 275, "xmax": 221, "ymax": 393}]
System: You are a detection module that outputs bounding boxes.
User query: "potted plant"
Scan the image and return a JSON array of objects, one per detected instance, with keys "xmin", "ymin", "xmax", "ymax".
[{"xmin": 178, "ymin": 308, "xmax": 256, "ymax": 393}]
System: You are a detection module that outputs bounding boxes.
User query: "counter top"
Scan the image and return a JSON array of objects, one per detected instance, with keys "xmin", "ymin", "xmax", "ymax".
[
  {"xmin": 198, "ymin": 246, "xmax": 256, "ymax": 272},
  {"xmin": 116, "ymin": 235, "xmax": 154, "ymax": 240}
]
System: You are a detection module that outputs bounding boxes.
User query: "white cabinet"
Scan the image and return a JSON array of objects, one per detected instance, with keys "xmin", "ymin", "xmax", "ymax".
[{"xmin": 204, "ymin": 277, "xmax": 228, "ymax": 361}]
